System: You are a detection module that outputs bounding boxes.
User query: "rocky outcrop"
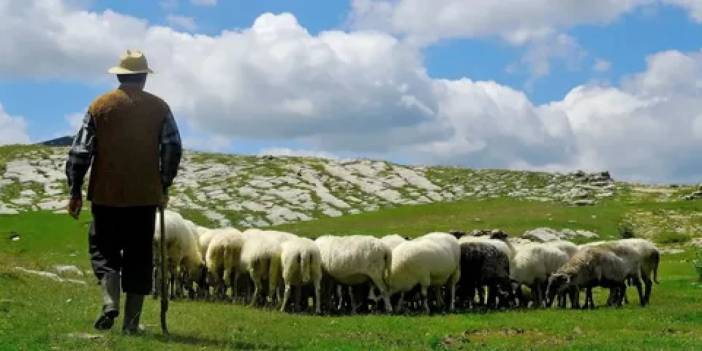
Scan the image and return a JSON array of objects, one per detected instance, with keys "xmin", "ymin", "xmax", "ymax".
[{"xmin": 0, "ymin": 146, "xmax": 620, "ymax": 228}]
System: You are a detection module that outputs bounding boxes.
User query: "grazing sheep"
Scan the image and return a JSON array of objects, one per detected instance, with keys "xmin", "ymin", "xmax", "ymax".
[
  {"xmin": 388, "ymin": 232, "xmax": 460, "ymax": 313},
  {"xmin": 380, "ymin": 234, "xmax": 408, "ymax": 250},
  {"xmin": 617, "ymin": 238, "xmax": 660, "ymax": 304},
  {"xmin": 279, "ymin": 237, "xmax": 323, "ymax": 313},
  {"xmin": 583, "ymin": 238, "xmax": 659, "ymax": 305},
  {"xmin": 240, "ymin": 229, "xmax": 297, "ymax": 307},
  {"xmin": 459, "ymin": 236, "xmax": 516, "ymax": 262},
  {"xmin": 544, "ymin": 240, "xmax": 578, "ymax": 258},
  {"xmin": 205, "ymin": 228, "xmax": 244, "ymax": 301},
  {"xmin": 315, "ymin": 235, "xmax": 393, "ymax": 313},
  {"xmin": 546, "ymin": 246, "xmax": 628, "ymax": 309},
  {"xmin": 510, "ymin": 243, "xmax": 569, "ymax": 307},
  {"xmin": 153, "ymin": 210, "xmax": 205, "ymax": 299},
  {"xmin": 457, "ymin": 241, "xmax": 512, "ymax": 309}
]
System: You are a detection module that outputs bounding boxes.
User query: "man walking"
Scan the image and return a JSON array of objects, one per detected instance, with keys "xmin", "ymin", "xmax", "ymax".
[{"xmin": 65, "ymin": 50, "xmax": 182, "ymax": 334}]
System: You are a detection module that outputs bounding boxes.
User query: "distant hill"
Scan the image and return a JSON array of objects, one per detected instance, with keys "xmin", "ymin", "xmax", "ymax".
[
  {"xmin": 0, "ymin": 144, "xmax": 636, "ymax": 228},
  {"xmin": 38, "ymin": 136, "xmax": 73, "ymax": 147}
]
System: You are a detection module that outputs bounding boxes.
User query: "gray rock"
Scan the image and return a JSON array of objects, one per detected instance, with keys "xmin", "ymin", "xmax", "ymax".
[
  {"xmin": 54, "ymin": 265, "xmax": 84, "ymax": 277},
  {"xmin": 522, "ymin": 228, "xmax": 561, "ymax": 242}
]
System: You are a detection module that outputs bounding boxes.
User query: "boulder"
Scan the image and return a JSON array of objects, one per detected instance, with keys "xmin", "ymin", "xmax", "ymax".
[
  {"xmin": 522, "ymin": 228, "xmax": 560, "ymax": 242},
  {"xmin": 522, "ymin": 227, "xmax": 599, "ymax": 242}
]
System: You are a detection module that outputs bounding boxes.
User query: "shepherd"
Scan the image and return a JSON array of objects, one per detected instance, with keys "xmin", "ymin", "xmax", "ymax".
[{"xmin": 65, "ymin": 50, "xmax": 182, "ymax": 334}]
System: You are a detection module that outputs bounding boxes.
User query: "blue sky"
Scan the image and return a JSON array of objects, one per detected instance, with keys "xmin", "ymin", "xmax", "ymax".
[{"xmin": 1, "ymin": 0, "xmax": 701, "ymax": 182}]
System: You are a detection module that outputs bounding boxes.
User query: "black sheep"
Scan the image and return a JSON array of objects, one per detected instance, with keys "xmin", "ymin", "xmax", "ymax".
[{"xmin": 457, "ymin": 241, "xmax": 513, "ymax": 309}]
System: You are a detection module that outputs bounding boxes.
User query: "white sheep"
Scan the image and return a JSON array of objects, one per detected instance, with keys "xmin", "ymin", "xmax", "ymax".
[
  {"xmin": 205, "ymin": 228, "xmax": 244, "ymax": 300},
  {"xmin": 279, "ymin": 237, "xmax": 323, "ymax": 313},
  {"xmin": 315, "ymin": 235, "xmax": 393, "ymax": 313},
  {"xmin": 582, "ymin": 238, "xmax": 659, "ymax": 305},
  {"xmin": 388, "ymin": 232, "xmax": 461, "ymax": 313},
  {"xmin": 240, "ymin": 229, "xmax": 297, "ymax": 306},
  {"xmin": 510, "ymin": 243, "xmax": 569, "ymax": 307},
  {"xmin": 153, "ymin": 210, "xmax": 205, "ymax": 298},
  {"xmin": 544, "ymin": 240, "xmax": 578, "ymax": 258},
  {"xmin": 546, "ymin": 246, "xmax": 628, "ymax": 309},
  {"xmin": 380, "ymin": 234, "xmax": 407, "ymax": 250}
]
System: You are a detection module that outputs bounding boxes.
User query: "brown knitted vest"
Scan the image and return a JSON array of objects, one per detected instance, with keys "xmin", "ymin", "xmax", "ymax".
[{"xmin": 87, "ymin": 87, "xmax": 169, "ymax": 206}]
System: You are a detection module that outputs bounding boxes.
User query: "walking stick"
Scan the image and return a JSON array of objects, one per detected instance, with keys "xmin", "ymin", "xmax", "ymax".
[{"xmin": 159, "ymin": 205, "xmax": 170, "ymax": 336}]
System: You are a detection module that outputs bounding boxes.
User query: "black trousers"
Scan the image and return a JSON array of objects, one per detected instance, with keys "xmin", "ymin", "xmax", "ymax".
[{"xmin": 89, "ymin": 204, "xmax": 156, "ymax": 295}]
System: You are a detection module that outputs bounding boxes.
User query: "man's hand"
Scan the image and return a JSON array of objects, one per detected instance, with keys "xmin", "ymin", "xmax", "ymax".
[{"xmin": 68, "ymin": 198, "xmax": 82, "ymax": 219}]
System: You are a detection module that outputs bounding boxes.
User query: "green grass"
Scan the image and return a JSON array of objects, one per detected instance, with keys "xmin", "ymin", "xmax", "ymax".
[{"xmin": 2, "ymin": 198, "xmax": 702, "ymax": 350}]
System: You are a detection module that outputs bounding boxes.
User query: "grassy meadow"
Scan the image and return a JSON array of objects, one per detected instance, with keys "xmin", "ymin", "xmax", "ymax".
[{"xmin": 2, "ymin": 197, "xmax": 702, "ymax": 350}]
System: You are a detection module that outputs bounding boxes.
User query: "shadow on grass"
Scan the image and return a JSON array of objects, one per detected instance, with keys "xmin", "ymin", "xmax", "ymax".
[{"xmin": 151, "ymin": 333, "xmax": 296, "ymax": 350}]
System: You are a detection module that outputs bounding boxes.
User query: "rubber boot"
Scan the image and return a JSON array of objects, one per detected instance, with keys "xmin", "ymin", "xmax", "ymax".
[
  {"xmin": 122, "ymin": 293, "xmax": 145, "ymax": 335},
  {"xmin": 94, "ymin": 272, "xmax": 121, "ymax": 330}
]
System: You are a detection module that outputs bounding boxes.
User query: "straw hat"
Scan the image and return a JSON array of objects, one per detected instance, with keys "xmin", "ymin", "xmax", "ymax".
[{"xmin": 108, "ymin": 50, "xmax": 154, "ymax": 74}]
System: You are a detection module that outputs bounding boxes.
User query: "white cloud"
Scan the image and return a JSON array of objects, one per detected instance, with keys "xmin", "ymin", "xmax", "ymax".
[
  {"xmin": 2, "ymin": 1, "xmax": 702, "ymax": 182},
  {"xmin": 663, "ymin": 0, "xmax": 702, "ymax": 22},
  {"xmin": 0, "ymin": 103, "xmax": 30, "ymax": 145},
  {"xmin": 543, "ymin": 50, "xmax": 702, "ymax": 182},
  {"xmin": 191, "ymin": 0, "xmax": 216, "ymax": 6},
  {"xmin": 349, "ymin": 0, "xmax": 650, "ymax": 45},
  {"xmin": 593, "ymin": 58, "xmax": 612, "ymax": 72},
  {"xmin": 166, "ymin": 14, "xmax": 197, "ymax": 31},
  {"xmin": 60, "ymin": 111, "xmax": 85, "ymax": 137}
]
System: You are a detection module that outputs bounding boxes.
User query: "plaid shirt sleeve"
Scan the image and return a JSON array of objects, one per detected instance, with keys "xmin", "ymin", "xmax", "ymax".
[
  {"xmin": 160, "ymin": 110, "xmax": 182, "ymax": 194},
  {"xmin": 65, "ymin": 112, "xmax": 96, "ymax": 199}
]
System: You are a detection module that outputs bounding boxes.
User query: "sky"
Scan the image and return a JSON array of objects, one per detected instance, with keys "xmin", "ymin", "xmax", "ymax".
[{"xmin": 1, "ymin": 0, "xmax": 702, "ymax": 184}]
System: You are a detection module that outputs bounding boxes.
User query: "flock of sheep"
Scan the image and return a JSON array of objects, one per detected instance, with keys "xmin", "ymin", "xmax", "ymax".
[{"xmin": 153, "ymin": 210, "xmax": 661, "ymax": 314}]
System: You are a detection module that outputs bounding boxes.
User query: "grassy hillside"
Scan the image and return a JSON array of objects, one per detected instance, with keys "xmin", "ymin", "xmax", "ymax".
[{"xmin": 2, "ymin": 196, "xmax": 702, "ymax": 350}]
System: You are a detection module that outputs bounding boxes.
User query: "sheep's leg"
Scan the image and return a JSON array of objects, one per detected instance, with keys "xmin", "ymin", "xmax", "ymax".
[
  {"xmin": 421, "ymin": 285, "xmax": 430, "ymax": 314},
  {"xmin": 368, "ymin": 275, "xmax": 393, "ymax": 313},
  {"xmin": 232, "ymin": 271, "xmax": 240, "ymax": 303},
  {"xmin": 531, "ymin": 283, "xmax": 542, "ymax": 308},
  {"xmin": 336, "ymin": 285, "xmax": 345, "ymax": 312},
  {"xmin": 314, "ymin": 279, "xmax": 322, "ymax": 314},
  {"xmin": 449, "ymin": 283, "xmax": 456, "ymax": 312},
  {"xmin": 280, "ymin": 284, "xmax": 292, "ymax": 313},
  {"xmin": 294, "ymin": 285, "xmax": 302, "ymax": 312},
  {"xmin": 349, "ymin": 286, "xmax": 359, "ymax": 314},
  {"xmin": 586, "ymin": 288, "xmax": 595, "ymax": 309},
  {"xmin": 632, "ymin": 277, "xmax": 644, "ymax": 306},
  {"xmin": 641, "ymin": 272, "xmax": 653, "ymax": 306},
  {"xmin": 477, "ymin": 286, "xmax": 485, "ymax": 306},
  {"xmin": 487, "ymin": 285, "xmax": 498, "ymax": 309},
  {"xmin": 250, "ymin": 272, "xmax": 262, "ymax": 307},
  {"xmin": 570, "ymin": 288, "xmax": 580, "ymax": 309},
  {"xmin": 395, "ymin": 292, "xmax": 405, "ymax": 314},
  {"xmin": 434, "ymin": 286, "xmax": 446, "ymax": 309}
]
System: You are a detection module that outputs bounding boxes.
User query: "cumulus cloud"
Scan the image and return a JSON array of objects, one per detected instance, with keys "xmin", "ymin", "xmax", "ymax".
[
  {"xmin": 2, "ymin": 1, "xmax": 702, "ymax": 182},
  {"xmin": 0, "ymin": 103, "xmax": 30, "ymax": 145},
  {"xmin": 663, "ymin": 0, "xmax": 702, "ymax": 22},
  {"xmin": 349, "ymin": 0, "xmax": 649, "ymax": 45},
  {"xmin": 0, "ymin": 2, "xmax": 435, "ymax": 143},
  {"xmin": 543, "ymin": 50, "xmax": 702, "ymax": 182}
]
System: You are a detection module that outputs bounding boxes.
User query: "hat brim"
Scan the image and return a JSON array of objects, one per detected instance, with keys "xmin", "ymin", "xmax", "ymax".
[{"xmin": 108, "ymin": 66, "xmax": 154, "ymax": 74}]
